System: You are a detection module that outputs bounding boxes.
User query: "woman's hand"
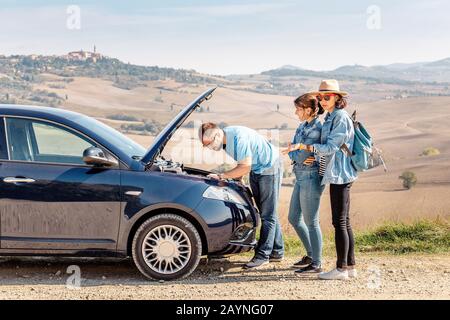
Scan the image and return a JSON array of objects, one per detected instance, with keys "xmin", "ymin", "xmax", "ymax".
[
  {"xmin": 281, "ymin": 143, "xmax": 293, "ymax": 155},
  {"xmin": 282, "ymin": 143, "xmax": 302, "ymax": 155}
]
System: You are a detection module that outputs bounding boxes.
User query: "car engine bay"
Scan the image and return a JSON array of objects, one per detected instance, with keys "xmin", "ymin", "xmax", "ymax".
[
  {"xmin": 149, "ymin": 156, "xmax": 214, "ymax": 178},
  {"xmin": 151, "ymin": 157, "xmax": 185, "ymax": 174}
]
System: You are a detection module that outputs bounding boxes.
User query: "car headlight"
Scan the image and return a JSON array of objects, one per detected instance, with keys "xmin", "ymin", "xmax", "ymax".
[{"xmin": 202, "ymin": 186, "xmax": 247, "ymax": 205}]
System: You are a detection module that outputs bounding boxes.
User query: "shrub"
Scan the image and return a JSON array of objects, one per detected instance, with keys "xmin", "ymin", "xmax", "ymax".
[
  {"xmin": 422, "ymin": 147, "xmax": 440, "ymax": 156},
  {"xmin": 399, "ymin": 171, "xmax": 417, "ymax": 189}
]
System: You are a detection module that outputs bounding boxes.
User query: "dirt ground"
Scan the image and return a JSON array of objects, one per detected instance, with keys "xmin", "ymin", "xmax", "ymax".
[{"xmin": 0, "ymin": 254, "xmax": 448, "ymax": 300}]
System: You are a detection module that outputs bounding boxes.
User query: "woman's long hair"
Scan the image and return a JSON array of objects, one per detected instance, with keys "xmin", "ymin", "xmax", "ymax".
[{"xmin": 335, "ymin": 94, "xmax": 348, "ymax": 109}]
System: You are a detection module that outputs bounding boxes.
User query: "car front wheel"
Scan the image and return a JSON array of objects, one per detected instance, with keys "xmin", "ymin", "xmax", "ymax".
[{"xmin": 132, "ymin": 213, "xmax": 202, "ymax": 281}]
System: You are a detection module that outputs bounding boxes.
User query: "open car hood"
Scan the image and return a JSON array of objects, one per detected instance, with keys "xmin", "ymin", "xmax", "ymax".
[{"xmin": 141, "ymin": 87, "xmax": 216, "ymax": 166}]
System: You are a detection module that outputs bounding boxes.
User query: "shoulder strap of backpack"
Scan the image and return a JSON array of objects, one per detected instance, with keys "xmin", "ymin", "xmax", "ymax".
[{"xmin": 329, "ymin": 109, "xmax": 355, "ymax": 157}]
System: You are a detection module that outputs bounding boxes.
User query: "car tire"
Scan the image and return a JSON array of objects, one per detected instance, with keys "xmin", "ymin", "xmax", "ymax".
[{"xmin": 132, "ymin": 214, "xmax": 202, "ymax": 281}]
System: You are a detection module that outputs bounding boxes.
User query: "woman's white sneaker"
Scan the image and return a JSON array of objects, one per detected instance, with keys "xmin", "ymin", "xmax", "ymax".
[
  {"xmin": 318, "ymin": 268, "xmax": 349, "ymax": 280},
  {"xmin": 348, "ymin": 268, "xmax": 358, "ymax": 278}
]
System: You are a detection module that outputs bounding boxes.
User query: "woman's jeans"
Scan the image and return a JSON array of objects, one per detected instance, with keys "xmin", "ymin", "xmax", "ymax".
[
  {"xmin": 288, "ymin": 166, "xmax": 325, "ymax": 266},
  {"xmin": 250, "ymin": 161, "xmax": 284, "ymax": 260},
  {"xmin": 330, "ymin": 182, "xmax": 355, "ymax": 269}
]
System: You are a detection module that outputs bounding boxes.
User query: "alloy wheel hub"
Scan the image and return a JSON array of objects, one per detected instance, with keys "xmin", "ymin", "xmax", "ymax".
[{"xmin": 142, "ymin": 225, "xmax": 192, "ymax": 274}]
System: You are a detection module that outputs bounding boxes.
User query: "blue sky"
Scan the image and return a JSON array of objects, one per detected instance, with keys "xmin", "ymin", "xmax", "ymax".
[{"xmin": 1, "ymin": 0, "xmax": 449, "ymax": 74}]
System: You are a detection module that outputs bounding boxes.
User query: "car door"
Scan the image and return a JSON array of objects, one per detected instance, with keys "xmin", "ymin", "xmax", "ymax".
[
  {"xmin": 0, "ymin": 116, "xmax": 121, "ymax": 251},
  {"xmin": 0, "ymin": 117, "xmax": 9, "ymax": 249}
]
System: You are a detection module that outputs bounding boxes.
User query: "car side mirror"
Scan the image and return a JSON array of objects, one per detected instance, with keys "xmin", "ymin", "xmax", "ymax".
[{"xmin": 83, "ymin": 147, "xmax": 118, "ymax": 167}]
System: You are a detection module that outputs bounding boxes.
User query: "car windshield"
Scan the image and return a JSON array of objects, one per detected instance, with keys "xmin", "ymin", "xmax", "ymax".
[{"xmin": 74, "ymin": 114, "xmax": 146, "ymax": 159}]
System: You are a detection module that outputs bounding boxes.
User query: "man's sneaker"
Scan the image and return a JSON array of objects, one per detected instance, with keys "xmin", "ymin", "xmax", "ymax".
[
  {"xmin": 295, "ymin": 264, "xmax": 323, "ymax": 274},
  {"xmin": 348, "ymin": 268, "xmax": 358, "ymax": 278},
  {"xmin": 318, "ymin": 268, "xmax": 349, "ymax": 280},
  {"xmin": 269, "ymin": 254, "xmax": 284, "ymax": 263},
  {"xmin": 292, "ymin": 256, "xmax": 313, "ymax": 268},
  {"xmin": 243, "ymin": 257, "xmax": 269, "ymax": 269}
]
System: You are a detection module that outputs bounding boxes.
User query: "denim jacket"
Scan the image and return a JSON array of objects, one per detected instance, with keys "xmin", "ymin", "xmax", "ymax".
[
  {"xmin": 289, "ymin": 117, "xmax": 322, "ymax": 171},
  {"xmin": 312, "ymin": 108, "xmax": 358, "ymax": 186}
]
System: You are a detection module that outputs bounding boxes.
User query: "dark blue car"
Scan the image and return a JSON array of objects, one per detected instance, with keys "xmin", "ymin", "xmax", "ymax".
[{"xmin": 0, "ymin": 88, "xmax": 259, "ymax": 280}]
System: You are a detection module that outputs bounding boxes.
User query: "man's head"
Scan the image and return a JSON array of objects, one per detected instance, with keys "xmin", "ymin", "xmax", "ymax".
[{"xmin": 198, "ymin": 122, "xmax": 224, "ymax": 151}]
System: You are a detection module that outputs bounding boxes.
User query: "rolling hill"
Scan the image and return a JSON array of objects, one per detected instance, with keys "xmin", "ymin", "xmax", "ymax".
[{"xmin": 0, "ymin": 52, "xmax": 449, "ymax": 233}]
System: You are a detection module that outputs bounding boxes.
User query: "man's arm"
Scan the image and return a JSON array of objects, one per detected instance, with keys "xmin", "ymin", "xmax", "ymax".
[{"xmin": 208, "ymin": 157, "xmax": 252, "ymax": 180}]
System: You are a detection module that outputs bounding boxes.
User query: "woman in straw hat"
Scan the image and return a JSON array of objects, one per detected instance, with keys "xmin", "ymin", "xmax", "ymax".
[{"xmin": 288, "ymin": 79, "xmax": 358, "ymax": 280}]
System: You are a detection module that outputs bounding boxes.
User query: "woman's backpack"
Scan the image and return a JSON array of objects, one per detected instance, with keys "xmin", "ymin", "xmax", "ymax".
[{"xmin": 339, "ymin": 110, "xmax": 387, "ymax": 172}]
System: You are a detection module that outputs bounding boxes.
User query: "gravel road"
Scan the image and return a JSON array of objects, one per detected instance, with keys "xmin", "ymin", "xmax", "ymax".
[{"xmin": 0, "ymin": 254, "xmax": 448, "ymax": 300}]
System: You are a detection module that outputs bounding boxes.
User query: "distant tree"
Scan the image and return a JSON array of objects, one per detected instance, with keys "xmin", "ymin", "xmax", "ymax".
[
  {"xmin": 107, "ymin": 114, "xmax": 139, "ymax": 122},
  {"xmin": 399, "ymin": 171, "xmax": 417, "ymax": 190},
  {"xmin": 283, "ymin": 170, "xmax": 293, "ymax": 178}
]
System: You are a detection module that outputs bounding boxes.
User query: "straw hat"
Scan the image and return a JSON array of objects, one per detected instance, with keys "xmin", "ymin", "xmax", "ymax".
[{"xmin": 310, "ymin": 79, "xmax": 348, "ymax": 96}]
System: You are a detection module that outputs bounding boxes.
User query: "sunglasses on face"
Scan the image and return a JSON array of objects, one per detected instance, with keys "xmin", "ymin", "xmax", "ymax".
[{"xmin": 317, "ymin": 94, "xmax": 335, "ymax": 102}]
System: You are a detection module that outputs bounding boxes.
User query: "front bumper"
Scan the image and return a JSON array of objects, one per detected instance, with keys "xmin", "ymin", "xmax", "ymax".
[
  {"xmin": 215, "ymin": 227, "xmax": 258, "ymax": 255},
  {"xmin": 194, "ymin": 194, "xmax": 259, "ymax": 255}
]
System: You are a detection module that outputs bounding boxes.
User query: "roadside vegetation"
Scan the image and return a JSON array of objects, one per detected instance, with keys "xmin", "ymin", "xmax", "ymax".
[{"xmin": 282, "ymin": 218, "xmax": 449, "ymax": 256}]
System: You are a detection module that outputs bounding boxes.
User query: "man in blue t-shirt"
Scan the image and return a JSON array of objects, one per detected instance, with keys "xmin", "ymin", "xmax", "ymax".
[{"xmin": 199, "ymin": 122, "xmax": 284, "ymax": 268}]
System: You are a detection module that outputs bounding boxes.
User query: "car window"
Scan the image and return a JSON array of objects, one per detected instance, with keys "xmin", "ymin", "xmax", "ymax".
[
  {"xmin": 0, "ymin": 117, "xmax": 8, "ymax": 160},
  {"xmin": 72, "ymin": 114, "xmax": 146, "ymax": 159},
  {"xmin": 5, "ymin": 117, "xmax": 95, "ymax": 165}
]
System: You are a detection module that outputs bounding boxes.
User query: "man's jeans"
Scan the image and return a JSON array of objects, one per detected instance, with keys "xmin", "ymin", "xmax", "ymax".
[
  {"xmin": 249, "ymin": 160, "xmax": 284, "ymax": 260},
  {"xmin": 288, "ymin": 166, "xmax": 325, "ymax": 266}
]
